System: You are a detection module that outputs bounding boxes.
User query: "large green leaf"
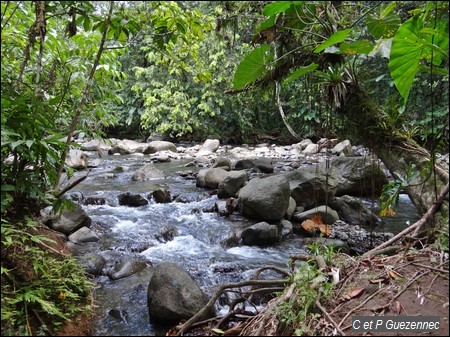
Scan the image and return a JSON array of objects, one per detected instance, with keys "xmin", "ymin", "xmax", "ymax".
[
  {"xmin": 314, "ymin": 29, "xmax": 351, "ymax": 53},
  {"xmin": 262, "ymin": 1, "xmax": 294, "ymax": 16},
  {"xmin": 340, "ymin": 40, "xmax": 374, "ymax": 55},
  {"xmin": 233, "ymin": 44, "xmax": 272, "ymax": 89},
  {"xmin": 366, "ymin": 4, "xmax": 400, "ymax": 39},
  {"xmin": 284, "ymin": 63, "xmax": 319, "ymax": 84},
  {"xmin": 389, "ymin": 17, "xmax": 436, "ymax": 102}
]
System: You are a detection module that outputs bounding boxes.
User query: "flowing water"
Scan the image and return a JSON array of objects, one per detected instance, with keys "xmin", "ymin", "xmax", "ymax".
[{"xmin": 67, "ymin": 152, "xmax": 420, "ymax": 336}]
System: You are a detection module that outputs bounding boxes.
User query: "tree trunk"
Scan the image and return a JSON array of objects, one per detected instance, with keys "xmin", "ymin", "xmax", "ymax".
[{"xmin": 341, "ymin": 83, "xmax": 449, "ymax": 230}]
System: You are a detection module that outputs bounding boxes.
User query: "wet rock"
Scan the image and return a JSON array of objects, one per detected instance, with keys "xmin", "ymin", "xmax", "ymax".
[
  {"xmin": 241, "ymin": 222, "xmax": 281, "ymax": 246},
  {"xmin": 68, "ymin": 226, "xmax": 99, "ymax": 244},
  {"xmin": 151, "ymin": 189, "xmax": 171, "ymax": 203},
  {"xmin": 44, "ymin": 202, "xmax": 92, "ymax": 235},
  {"xmin": 131, "ymin": 163, "xmax": 165, "ymax": 181},
  {"xmin": 78, "ymin": 253, "xmax": 106, "ymax": 275},
  {"xmin": 292, "ymin": 205, "xmax": 340, "ymax": 226},
  {"xmin": 238, "ymin": 175, "xmax": 291, "ymax": 222},
  {"xmin": 147, "ymin": 263, "xmax": 213, "ymax": 324},
  {"xmin": 107, "ymin": 259, "xmax": 149, "ymax": 280},
  {"xmin": 118, "ymin": 192, "xmax": 148, "ymax": 207},
  {"xmin": 66, "ymin": 149, "xmax": 87, "ymax": 169}
]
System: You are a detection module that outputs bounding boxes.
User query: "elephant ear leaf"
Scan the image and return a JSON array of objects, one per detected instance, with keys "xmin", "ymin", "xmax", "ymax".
[
  {"xmin": 389, "ymin": 16, "xmax": 448, "ymax": 103},
  {"xmin": 233, "ymin": 44, "xmax": 273, "ymax": 89}
]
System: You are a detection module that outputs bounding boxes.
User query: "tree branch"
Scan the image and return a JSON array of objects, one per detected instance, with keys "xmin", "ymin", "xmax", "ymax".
[{"xmin": 362, "ymin": 183, "xmax": 449, "ymax": 259}]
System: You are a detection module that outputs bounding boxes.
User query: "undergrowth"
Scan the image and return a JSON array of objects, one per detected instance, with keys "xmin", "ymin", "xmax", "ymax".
[
  {"xmin": 275, "ymin": 243, "xmax": 340, "ymax": 336},
  {"xmin": 1, "ymin": 217, "xmax": 94, "ymax": 336}
]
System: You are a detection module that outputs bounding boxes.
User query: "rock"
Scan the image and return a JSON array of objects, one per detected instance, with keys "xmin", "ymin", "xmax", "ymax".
[
  {"xmin": 147, "ymin": 263, "xmax": 213, "ymax": 324},
  {"xmin": 196, "ymin": 139, "xmax": 220, "ymax": 157},
  {"xmin": 132, "ymin": 163, "xmax": 165, "ymax": 181},
  {"xmin": 108, "ymin": 140, "xmax": 132, "ymax": 155},
  {"xmin": 241, "ymin": 222, "xmax": 281, "ymax": 246},
  {"xmin": 293, "ymin": 139, "xmax": 313, "ymax": 151},
  {"xmin": 107, "ymin": 259, "xmax": 149, "ymax": 280},
  {"xmin": 217, "ymin": 171, "xmax": 248, "ymax": 198},
  {"xmin": 78, "ymin": 253, "xmax": 106, "ymax": 275},
  {"xmin": 331, "ymin": 140, "xmax": 352, "ymax": 156},
  {"xmin": 118, "ymin": 192, "xmax": 148, "ymax": 207},
  {"xmin": 234, "ymin": 158, "xmax": 274, "ymax": 173},
  {"xmin": 329, "ymin": 195, "xmax": 382, "ymax": 227},
  {"xmin": 302, "ymin": 143, "xmax": 319, "ymax": 154},
  {"xmin": 196, "ymin": 168, "xmax": 229, "ymax": 189},
  {"xmin": 292, "ymin": 205, "xmax": 340, "ymax": 226},
  {"xmin": 80, "ymin": 139, "xmax": 112, "ymax": 151},
  {"xmin": 238, "ymin": 175, "xmax": 291, "ymax": 222},
  {"xmin": 152, "ymin": 189, "xmax": 171, "ymax": 203},
  {"xmin": 212, "ymin": 157, "xmax": 232, "ymax": 170},
  {"xmin": 45, "ymin": 202, "xmax": 92, "ymax": 235},
  {"xmin": 290, "ymin": 176, "xmax": 336, "ymax": 210},
  {"xmin": 65, "ymin": 149, "xmax": 87, "ymax": 169},
  {"xmin": 143, "ymin": 141, "xmax": 177, "ymax": 154},
  {"xmin": 286, "ymin": 197, "xmax": 296, "ymax": 220},
  {"xmin": 68, "ymin": 226, "xmax": 99, "ymax": 244}
]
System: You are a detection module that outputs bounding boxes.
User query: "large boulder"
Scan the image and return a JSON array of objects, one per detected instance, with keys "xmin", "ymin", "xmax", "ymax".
[
  {"xmin": 241, "ymin": 222, "xmax": 281, "ymax": 246},
  {"xmin": 147, "ymin": 263, "xmax": 213, "ymax": 324},
  {"xmin": 197, "ymin": 139, "xmax": 220, "ymax": 157},
  {"xmin": 65, "ymin": 149, "xmax": 87, "ymax": 169},
  {"xmin": 44, "ymin": 203, "xmax": 91, "ymax": 235},
  {"xmin": 328, "ymin": 195, "xmax": 382, "ymax": 227},
  {"xmin": 143, "ymin": 141, "xmax": 177, "ymax": 154},
  {"xmin": 285, "ymin": 157, "xmax": 388, "ymax": 197},
  {"xmin": 196, "ymin": 168, "xmax": 229, "ymax": 189},
  {"xmin": 217, "ymin": 170, "xmax": 248, "ymax": 198},
  {"xmin": 107, "ymin": 259, "xmax": 149, "ymax": 280},
  {"xmin": 290, "ymin": 176, "xmax": 336, "ymax": 210},
  {"xmin": 131, "ymin": 163, "xmax": 165, "ymax": 181},
  {"xmin": 238, "ymin": 175, "xmax": 291, "ymax": 222},
  {"xmin": 234, "ymin": 158, "xmax": 274, "ymax": 173},
  {"xmin": 118, "ymin": 192, "xmax": 148, "ymax": 207}
]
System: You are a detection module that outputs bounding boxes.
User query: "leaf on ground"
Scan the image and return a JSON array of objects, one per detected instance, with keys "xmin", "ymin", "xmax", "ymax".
[
  {"xmin": 388, "ymin": 269, "xmax": 404, "ymax": 280},
  {"xmin": 341, "ymin": 287, "xmax": 365, "ymax": 301},
  {"xmin": 369, "ymin": 276, "xmax": 389, "ymax": 284},
  {"xmin": 300, "ymin": 214, "xmax": 330, "ymax": 237},
  {"xmin": 394, "ymin": 300, "xmax": 401, "ymax": 314}
]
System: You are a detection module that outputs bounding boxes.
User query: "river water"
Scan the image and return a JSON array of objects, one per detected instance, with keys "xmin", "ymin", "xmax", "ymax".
[{"xmin": 68, "ymin": 152, "xmax": 420, "ymax": 336}]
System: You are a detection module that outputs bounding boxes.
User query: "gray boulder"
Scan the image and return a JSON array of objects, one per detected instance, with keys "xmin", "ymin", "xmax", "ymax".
[
  {"xmin": 329, "ymin": 195, "xmax": 382, "ymax": 227},
  {"xmin": 65, "ymin": 149, "xmax": 87, "ymax": 169},
  {"xmin": 68, "ymin": 226, "xmax": 99, "ymax": 244},
  {"xmin": 107, "ymin": 259, "xmax": 149, "ymax": 280},
  {"xmin": 147, "ymin": 263, "xmax": 213, "ymax": 324},
  {"xmin": 132, "ymin": 163, "xmax": 165, "ymax": 181},
  {"xmin": 118, "ymin": 192, "xmax": 148, "ymax": 207},
  {"xmin": 217, "ymin": 171, "xmax": 248, "ymax": 198},
  {"xmin": 78, "ymin": 253, "xmax": 106, "ymax": 275},
  {"xmin": 241, "ymin": 222, "xmax": 281, "ymax": 246},
  {"xmin": 143, "ymin": 141, "xmax": 177, "ymax": 154},
  {"xmin": 292, "ymin": 205, "xmax": 340, "ymax": 225},
  {"xmin": 45, "ymin": 203, "xmax": 91, "ymax": 235},
  {"xmin": 196, "ymin": 168, "xmax": 229, "ymax": 189},
  {"xmin": 238, "ymin": 175, "xmax": 291, "ymax": 222},
  {"xmin": 290, "ymin": 176, "xmax": 336, "ymax": 210}
]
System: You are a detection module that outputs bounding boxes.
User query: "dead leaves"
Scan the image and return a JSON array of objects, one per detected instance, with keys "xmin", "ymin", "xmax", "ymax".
[
  {"xmin": 340, "ymin": 287, "xmax": 365, "ymax": 301},
  {"xmin": 300, "ymin": 214, "xmax": 331, "ymax": 237}
]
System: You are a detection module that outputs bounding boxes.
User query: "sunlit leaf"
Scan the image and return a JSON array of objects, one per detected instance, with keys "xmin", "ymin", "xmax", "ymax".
[
  {"xmin": 284, "ymin": 63, "xmax": 319, "ymax": 83},
  {"xmin": 340, "ymin": 40, "xmax": 374, "ymax": 55},
  {"xmin": 314, "ymin": 29, "xmax": 351, "ymax": 53},
  {"xmin": 233, "ymin": 44, "xmax": 272, "ymax": 89}
]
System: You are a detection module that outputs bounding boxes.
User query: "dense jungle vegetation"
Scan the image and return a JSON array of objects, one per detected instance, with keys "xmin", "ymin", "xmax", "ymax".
[{"xmin": 1, "ymin": 1, "xmax": 448, "ymax": 335}]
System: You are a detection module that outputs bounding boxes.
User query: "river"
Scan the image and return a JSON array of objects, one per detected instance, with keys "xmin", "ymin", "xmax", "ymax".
[{"xmin": 68, "ymin": 151, "xmax": 419, "ymax": 336}]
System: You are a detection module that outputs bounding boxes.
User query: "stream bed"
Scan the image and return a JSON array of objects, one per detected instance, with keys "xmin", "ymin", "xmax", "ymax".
[{"xmin": 67, "ymin": 152, "xmax": 420, "ymax": 336}]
